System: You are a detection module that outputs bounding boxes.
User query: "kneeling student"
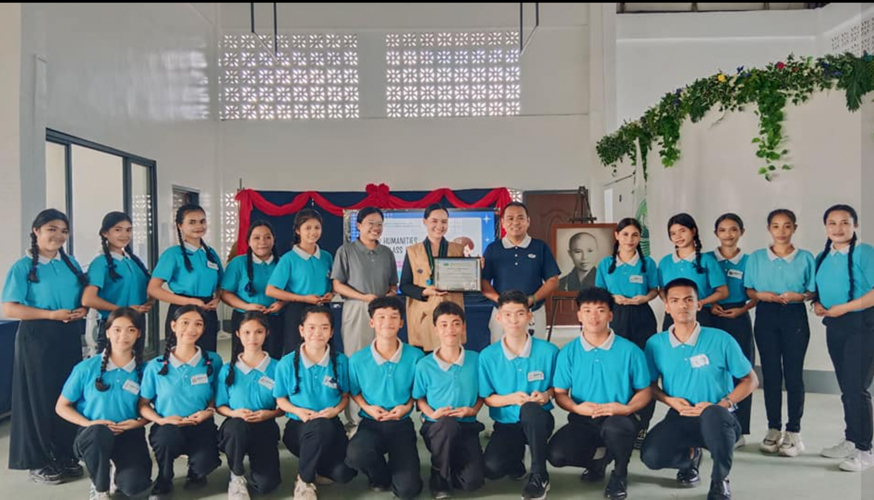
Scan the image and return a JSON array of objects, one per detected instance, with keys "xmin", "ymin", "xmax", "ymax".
[
  {"xmin": 414, "ymin": 301, "xmax": 485, "ymax": 498},
  {"xmin": 547, "ymin": 287, "xmax": 651, "ymax": 500}
]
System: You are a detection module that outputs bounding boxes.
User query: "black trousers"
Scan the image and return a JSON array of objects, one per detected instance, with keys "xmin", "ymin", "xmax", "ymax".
[
  {"xmin": 754, "ymin": 302, "xmax": 809, "ymax": 432},
  {"xmin": 148, "ymin": 419, "xmax": 221, "ymax": 482},
  {"xmin": 420, "ymin": 417, "xmax": 485, "ymax": 492},
  {"xmin": 346, "ymin": 418, "xmax": 422, "ymax": 499},
  {"xmin": 548, "ymin": 413, "xmax": 638, "ymax": 477},
  {"xmin": 662, "ymin": 307, "xmax": 715, "ymax": 331},
  {"xmin": 282, "ymin": 301, "xmax": 310, "ymax": 355},
  {"xmin": 74, "ymin": 425, "xmax": 152, "ymax": 495},
  {"xmin": 218, "ymin": 418, "xmax": 281, "ymax": 494},
  {"xmin": 483, "ymin": 402, "xmax": 555, "ymax": 479},
  {"xmin": 612, "ymin": 303, "xmax": 658, "ymax": 430},
  {"xmin": 165, "ymin": 300, "xmax": 219, "ymax": 353},
  {"xmin": 230, "ymin": 310, "xmax": 284, "ymax": 361},
  {"xmin": 284, "ymin": 417, "xmax": 356, "ymax": 484},
  {"xmin": 711, "ymin": 303, "xmax": 755, "ymax": 435},
  {"xmin": 825, "ymin": 308, "xmax": 874, "ymax": 451},
  {"xmin": 9, "ymin": 319, "xmax": 83, "ymax": 470},
  {"xmin": 640, "ymin": 406, "xmax": 741, "ymax": 481}
]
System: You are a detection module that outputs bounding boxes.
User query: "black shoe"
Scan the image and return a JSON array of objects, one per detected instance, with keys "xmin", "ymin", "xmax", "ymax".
[
  {"xmin": 676, "ymin": 447, "xmax": 702, "ymax": 487},
  {"xmin": 28, "ymin": 465, "xmax": 63, "ymax": 485},
  {"xmin": 633, "ymin": 428, "xmax": 647, "ymax": 450},
  {"xmin": 429, "ymin": 470, "xmax": 452, "ymax": 499},
  {"xmin": 522, "ymin": 473, "xmax": 550, "ymax": 500},
  {"xmin": 149, "ymin": 478, "xmax": 173, "ymax": 500},
  {"xmin": 707, "ymin": 478, "xmax": 731, "ymax": 500},
  {"xmin": 183, "ymin": 473, "xmax": 208, "ymax": 490},
  {"xmin": 604, "ymin": 472, "xmax": 628, "ymax": 500},
  {"xmin": 57, "ymin": 459, "xmax": 84, "ymax": 479}
]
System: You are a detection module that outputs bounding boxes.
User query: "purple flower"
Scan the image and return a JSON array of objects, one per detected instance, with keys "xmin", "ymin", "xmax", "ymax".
[{"xmin": 736, "ymin": 65, "xmax": 744, "ymax": 74}]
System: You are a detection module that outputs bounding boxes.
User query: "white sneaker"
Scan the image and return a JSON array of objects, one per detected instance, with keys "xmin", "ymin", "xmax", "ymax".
[
  {"xmin": 89, "ymin": 482, "xmax": 111, "ymax": 500},
  {"xmin": 821, "ymin": 439, "xmax": 856, "ymax": 459},
  {"xmin": 760, "ymin": 429, "xmax": 783, "ymax": 453},
  {"xmin": 109, "ymin": 461, "xmax": 117, "ymax": 495},
  {"xmin": 294, "ymin": 475, "xmax": 318, "ymax": 500},
  {"xmin": 779, "ymin": 432, "xmax": 805, "ymax": 457},
  {"xmin": 840, "ymin": 449, "xmax": 874, "ymax": 472},
  {"xmin": 228, "ymin": 473, "xmax": 251, "ymax": 500},
  {"xmin": 734, "ymin": 436, "xmax": 746, "ymax": 450}
]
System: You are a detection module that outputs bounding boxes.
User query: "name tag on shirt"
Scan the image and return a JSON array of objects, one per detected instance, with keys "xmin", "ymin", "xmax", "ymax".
[
  {"xmin": 258, "ymin": 376, "xmax": 275, "ymax": 391},
  {"xmin": 322, "ymin": 375, "xmax": 338, "ymax": 389},
  {"xmin": 191, "ymin": 374, "xmax": 209, "ymax": 385},
  {"xmin": 690, "ymin": 354, "xmax": 710, "ymax": 369},
  {"xmin": 527, "ymin": 371, "xmax": 545, "ymax": 382},
  {"xmin": 206, "ymin": 261, "xmax": 219, "ymax": 270},
  {"xmin": 122, "ymin": 380, "xmax": 140, "ymax": 395},
  {"xmin": 629, "ymin": 275, "xmax": 644, "ymax": 284},
  {"xmin": 727, "ymin": 269, "xmax": 743, "ymax": 280}
]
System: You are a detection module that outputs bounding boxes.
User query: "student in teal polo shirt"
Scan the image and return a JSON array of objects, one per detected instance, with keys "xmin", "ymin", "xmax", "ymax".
[
  {"xmin": 274, "ymin": 305, "xmax": 357, "ymax": 499},
  {"xmin": 148, "ymin": 204, "xmax": 223, "ymax": 352},
  {"xmin": 346, "ymin": 296, "xmax": 425, "ymax": 500},
  {"xmin": 414, "ymin": 301, "xmax": 485, "ymax": 498},
  {"xmin": 82, "ymin": 212, "xmax": 152, "ymax": 353},
  {"xmin": 56, "ymin": 308, "xmax": 152, "ymax": 500},
  {"xmin": 658, "ymin": 213, "xmax": 728, "ymax": 330},
  {"xmin": 479, "ymin": 290, "xmax": 559, "ymax": 500},
  {"xmin": 221, "ymin": 220, "xmax": 285, "ymax": 359},
  {"xmin": 139, "ymin": 305, "xmax": 223, "ymax": 499},
  {"xmin": 2, "ymin": 208, "xmax": 89, "ymax": 484},
  {"xmin": 266, "ymin": 209, "xmax": 334, "ymax": 354},
  {"xmin": 216, "ymin": 312, "xmax": 284, "ymax": 498},
  {"xmin": 547, "ymin": 287, "xmax": 651, "ymax": 500},
  {"xmin": 641, "ymin": 278, "xmax": 758, "ymax": 500},
  {"xmin": 744, "ymin": 209, "xmax": 816, "ymax": 457},
  {"xmin": 813, "ymin": 204, "xmax": 874, "ymax": 472},
  {"xmin": 706, "ymin": 213, "xmax": 757, "ymax": 446}
]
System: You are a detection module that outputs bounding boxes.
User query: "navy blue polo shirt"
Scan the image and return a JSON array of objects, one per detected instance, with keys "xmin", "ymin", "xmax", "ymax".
[{"xmin": 482, "ymin": 236, "xmax": 560, "ymax": 310}]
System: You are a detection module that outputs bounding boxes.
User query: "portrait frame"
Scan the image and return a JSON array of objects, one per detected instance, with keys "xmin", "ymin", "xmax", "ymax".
[{"xmin": 550, "ymin": 223, "xmax": 618, "ymax": 298}]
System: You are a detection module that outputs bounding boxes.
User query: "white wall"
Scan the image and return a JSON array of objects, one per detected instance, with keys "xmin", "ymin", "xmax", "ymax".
[{"xmin": 0, "ymin": 4, "xmax": 22, "ymax": 281}]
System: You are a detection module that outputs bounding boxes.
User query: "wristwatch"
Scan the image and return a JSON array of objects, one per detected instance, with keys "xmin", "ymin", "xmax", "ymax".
[{"xmin": 721, "ymin": 397, "xmax": 738, "ymax": 413}]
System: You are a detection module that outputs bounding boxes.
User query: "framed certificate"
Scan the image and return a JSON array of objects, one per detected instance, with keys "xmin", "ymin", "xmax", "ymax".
[{"xmin": 434, "ymin": 258, "xmax": 482, "ymax": 292}]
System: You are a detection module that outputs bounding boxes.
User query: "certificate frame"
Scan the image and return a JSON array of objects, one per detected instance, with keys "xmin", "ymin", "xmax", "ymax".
[{"xmin": 433, "ymin": 257, "xmax": 482, "ymax": 292}]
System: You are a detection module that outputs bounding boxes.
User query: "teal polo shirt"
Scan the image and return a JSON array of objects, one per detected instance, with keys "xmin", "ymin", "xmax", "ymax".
[
  {"xmin": 595, "ymin": 252, "xmax": 659, "ymax": 298},
  {"xmin": 2, "ymin": 253, "xmax": 84, "ymax": 310},
  {"xmin": 140, "ymin": 348, "xmax": 223, "ymax": 418},
  {"xmin": 220, "ymin": 254, "xmax": 278, "ymax": 312},
  {"xmin": 152, "ymin": 243, "xmax": 223, "ymax": 297},
  {"xmin": 744, "ymin": 247, "xmax": 816, "ymax": 294},
  {"xmin": 62, "ymin": 354, "xmax": 142, "ymax": 422},
  {"xmin": 706, "ymin": 250, "xmax": 749, "ymax": 305},
  {"xmin": 816, "ymin": 243, "xmax": 874, "ymax": 310},
  {"xmin": 216, "ymin": 353, "xmax": 278, "ymax": 411},
  {"xmin": 658, "ymin": 251, "xmax": 726, "ymax": 301},
  {"xmin": 268, "ymin": 245, "xmax": 334, "ymax": 296},
  {"xmin": 413, "ymin": 348, "xmax": 480, "ymax": 423},
  {"xmin": 87, "ymin": 252, "xmax": 149, "ymax": 319},
  {"xmin": 274, "ymin": 346, "xmax": 349, "ymax": 421},
  {"xmin": 349, "ymin": 341, "xmax": 424, "ymax": 420}
]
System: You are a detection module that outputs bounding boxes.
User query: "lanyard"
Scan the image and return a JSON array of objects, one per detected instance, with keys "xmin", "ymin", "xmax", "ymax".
[{"xmin": 424, "ymin": 238, "xmax": 448, "ymax": 286}]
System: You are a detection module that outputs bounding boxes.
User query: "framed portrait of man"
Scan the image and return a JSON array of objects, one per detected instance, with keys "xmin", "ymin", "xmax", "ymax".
[{"xmin": 550, "ymin": 224, "xmax": 617, "ymax": 296}]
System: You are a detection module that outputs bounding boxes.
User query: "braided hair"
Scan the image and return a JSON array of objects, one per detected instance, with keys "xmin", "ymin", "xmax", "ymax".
[
  {"xmin": 292, "ymin": 305, "xmax": 339, "ymax": 396},
  {"xmin": 226, "ymin": 311, "xmax": 272, "ymax": 387},
  {"xmin": 244, "ymin": 220, "xmax": 279, "ymax": 296},
  {"xmin": 95, "ymin": 307, "xmax": 145, "ymax": 392},
  {"xmin": 293, "ymin": 208, "xmax": 324, "ymax": 246},
  {"xmin": 815, "ymin": 205, "xmax": 859, "ymax": 303},
  {"xmin": 667, "ymin": 213, "xmax": 704, "ymax": 274},
  {"xmin": 609, "ymin": 218, "xmax": 647, "ymax": 274},
  {"xmin": 100, "ymin": 211, "xmax": 151, "ymax": 282},
  {"xmin": 28, "ymin": 209, "xmax": 88, "ymax": 286},
  {"xmin": 158, "ymin": 304, "xmax": 212, "ymax": 376},
  {"xmin": 175, "ymin": 204, "xmax": 220, "ymax": 273}
]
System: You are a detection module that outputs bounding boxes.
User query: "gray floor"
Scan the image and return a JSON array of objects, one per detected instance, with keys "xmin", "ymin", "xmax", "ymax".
[{"xmin": 1, "ymin": 334, "xmax": 872, "ymax": 499}]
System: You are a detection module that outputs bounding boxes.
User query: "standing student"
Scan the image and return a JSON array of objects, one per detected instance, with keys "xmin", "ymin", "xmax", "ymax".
[
  {"xmin": 221, "ymin": 220, "xmax": 285, "ymax": 360},
  {"xmin": 148, "ymin": 204, "xmax": 223, "ymax": 352},
  {"xmin": 813, "ymin": 204, "xmax": 874, "ymax": 472},
  {"xmin": 266, "ymin": 209, "xmax": 334, "ymax": 355},
  {"xmin": 479, "ymin": 290, "xmax": 559, "ymax": 500},
  {"xmin": 346, "ymin": 296, "xmax": 425, "ymax": 500},
  {"xmin": 400, "ymin": 204, "xmax": 466, "ymax": 352},
  {"xmin": 744, "ymin": 209, "xmax": 815, "ymax": 457},
  {"xmin": 547, "ymin": 288, "xmax": 651, "ymax": 500},
  {"xmin": 55, "ymin": 308, "xmax": 152, "ymax": 500},
  {"xmin": 641, "ymin": 278, "xmax": 758, "ymax": 500},
  {"xmin": 595, "ymin": 217, "xmax": 659, "ymax": 445},
  {"xmin": 657, "ymin": 213, "xmax": 728, "ymax": 330},
  {"xmin": 274, "ymin": 305, "xmax": 357, "ymax": 500},
  {"xmin": 83, "ymin": 212, "xmax": 152, "ymax": 353},
  {"xmin": 2, "ymin": 208, "xmax": 88, "ymax": 484},
  {"xmin": 706, "ymin": 213, "xmax": 757, "ymax": 447},
  {"xmin": 216, "ymin": 311, "xmax": 284, "ymax": 499},
  {"xmin": 414, "ymin": 301, "xmax": 485, "ymax": 499},
  {"xmin": 139, "ymin": 305, "xmax": 223, "ymax": 498},
  {"xmin": 482, "ymin": 202, "xmax": 560, "ymax": 342}
]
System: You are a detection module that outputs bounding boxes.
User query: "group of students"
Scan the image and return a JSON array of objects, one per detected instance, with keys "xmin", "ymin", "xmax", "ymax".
[{"xmin": 0, "ymin": 200, "xmax": 871, "ymax": 500}]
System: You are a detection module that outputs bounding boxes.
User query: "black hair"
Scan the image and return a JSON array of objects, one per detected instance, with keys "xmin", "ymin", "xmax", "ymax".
[
  {"xmin": 815, "ymin": 204, "xmax": 859, "ymax": 303},
  {"xmin": 158, "ymin": 305, "xmax": 213, "ymax": 377},
  {"xmin": 292, "ymin": 209, "xmax": 323, "ymax": 246},
  {"xmin": 95, "ymin": 307, "xmax": 145, "ymax": 392},
  {"xmin": 175, "ymin": 204, "xmax": 220, "ymax": 273},
  {"xmin": 667, "ymin": 213, "xmax": 704, "ymax": 274},
  {"xmin": 767, "ymin": 208, "xmax": 797, "ymax": 226},
  {"xmin": 99, "ymin": 211, "xmax": 150, "ymax": 282},
  {"xmin": 497, "ymin": 290, "xmax": 530, "ymax": 311},
  {"xmin": 291, "ymin": 305, "xmax": 339, "ymax": 396},
  {"xmin": 356, "ymin": 206, "xmax": 384, "ymax": 226},
  {"xmin": 28, "ymin": 209, "xmax": 88, "ymax": 286},
  {"xmin": 244, "ymin": 220, "xmax": 279, "ymax": 296},
  {"xmin": 609, "ymin": 218, "xmax": 647, "ymax": 274},
  {"xmin": 368, "ymin": 295, "xmax": 404, "ymax": 318},
  {"xmin": 423, "ymin": 203, "xmax": 448, "ymax": 220},
  {"xmin": 714, "ymin": 213, "xmax": 745, "ymax": 233},
  {"xmin": 664, "ymin": 277, "xmax": 700, "ymax": 298},
  {"xmin": 501, "ymin": 201, "xmax": 529, "ymax": 218},
  {"xmin": 226, "ymin": 311, "xmax": 272, "ymax": 387},
  {"xmin": 432, "ymin": 301, "xmax": 466, "ymax": 326},
  {"xmin": 576, "ymin": 287, "xmax": 615, "ymax": 312}
]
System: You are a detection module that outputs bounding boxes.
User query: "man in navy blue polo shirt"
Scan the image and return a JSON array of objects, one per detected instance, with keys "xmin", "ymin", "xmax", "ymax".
[
  {"xmin": 482, "ymin": 202, "xmax": 560, "ymax": 342},
  {"xmin": 640, "ymin": 278, "xmax": 758, "ymax": 500}
]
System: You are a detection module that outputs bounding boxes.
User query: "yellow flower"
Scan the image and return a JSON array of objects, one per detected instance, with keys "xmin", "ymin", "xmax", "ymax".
[{"xmin": 717, "ymin": 73, "xmax": 727, "ymax": 83}]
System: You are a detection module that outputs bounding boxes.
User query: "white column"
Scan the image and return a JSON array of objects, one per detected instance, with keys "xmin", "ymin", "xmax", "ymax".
[{"xmin": 0, "ymin": 3, "xmax": 23, "ymax": 285}]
